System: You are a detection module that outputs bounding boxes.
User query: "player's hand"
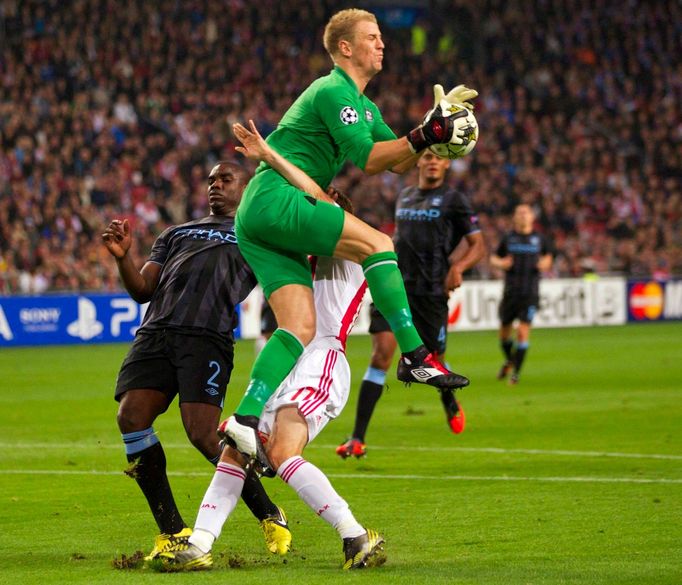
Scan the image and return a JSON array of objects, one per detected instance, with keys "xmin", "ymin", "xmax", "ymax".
[
  {"xmin": 233, "ymin": 120, "xmax": 270, "ymax": 161},
  {"xmin": 499, "ymin": 257, "xmax": 514, "ymax": 270},
  {"xmin": 407, "ymin": 105, "xmax": 469, "ymax": 153},
  {"xmin": 102, "ymin": 219, "xmax": 131, "ymax": 259},
  {"xmin": 433, "ymin": 83, "xmax": 478, "ymax": 111},
  {"xmin": 326, "ymin": 185, "xmax": 353, "ymax": 213},
  {"xmin": 445, "ymin": 265, "xmax": 463, "ymax": 292}
]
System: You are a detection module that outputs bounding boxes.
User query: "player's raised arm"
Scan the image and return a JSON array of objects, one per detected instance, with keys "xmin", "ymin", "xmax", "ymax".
[
  {"xmin": 102, "ymin": 219, "xmax": 160, "ymax": 303},
  {"xmin": 233, "ymin": 120, "xmax": 334, "ymax": 203}
]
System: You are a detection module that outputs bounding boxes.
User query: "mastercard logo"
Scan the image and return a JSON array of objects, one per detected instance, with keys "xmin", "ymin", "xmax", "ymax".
[{"xmin": 629, "ymin": 282, "xmax": 663, "ymax": 320}]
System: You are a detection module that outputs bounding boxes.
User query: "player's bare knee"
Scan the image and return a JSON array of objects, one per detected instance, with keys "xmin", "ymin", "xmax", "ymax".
[
  {"xmin": 116, "ymin": 404, "xmax": 151, "ymax": 433},
  {"xmin": 376, "ymin": 231, "xmax": 394, "ymax": 253},
  {"xmin": 370, "ymin": 351, "xmax": 392, "ymax": 371},
  {"xmin": 280, "ymin": 320, "xmax": 315, "ymax": 346},
  {"xmin": 344, "ymin": 231, "xmax": 394, "ymax": 264},
  {"xmin": 362, "ymin": 231, "xmax": 394, "ymax": 260},
  {"xmin": 182, "ymin": 412, "xmax": 219, "ymax": 455},
  {"xmin": 221, "ymin": 446, "xmax": 246, "ymax": 467},
  {"xmin": 297, "ymin": 324, "xmax": 315, "ymax": 346},
  {"xmin": 372, "ymin": 357, "xmax": 392, "ymax": 371},
  {"xmin": 266, "ymin": 441, "xmax": 296, "ymax": 471},
  {"xmin": 116, "ymin": 390, "xmax": 168, "ymax": 433},
  {"xmin": 116, "ymin": 409, "xmax": 135, "ymax": 434},
  {"xmin": 370, "ymin": 337, "xmax": 394, "ymax": 370},
  {"xmin": 186, "ymin": 425, "xmax": 219, "ymax": 459}
]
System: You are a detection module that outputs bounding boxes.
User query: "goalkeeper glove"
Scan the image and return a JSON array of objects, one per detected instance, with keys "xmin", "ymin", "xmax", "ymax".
[
  {"xmin": 433, "ymin": 83, "xmax": 478, "ymax": 111},
  {"xmin": 406, "ymin": 104, "xmax": 469, "ymax": 153}
]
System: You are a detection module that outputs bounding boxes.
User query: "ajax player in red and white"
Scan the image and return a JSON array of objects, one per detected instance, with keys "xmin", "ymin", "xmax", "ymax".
[{"xmin": 160, "ymin": 121, "xmax": 385, "ymax": 571}]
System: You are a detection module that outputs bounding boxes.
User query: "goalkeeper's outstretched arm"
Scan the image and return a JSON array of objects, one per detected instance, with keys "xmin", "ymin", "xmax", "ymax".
[{"xmin": 365, "ymin": 83, "xmax": 478, "ymax": 175}]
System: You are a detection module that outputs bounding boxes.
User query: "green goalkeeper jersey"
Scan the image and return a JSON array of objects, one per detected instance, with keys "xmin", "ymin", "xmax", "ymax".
[{"xmin": 255, "ymin": 65, "xmax": 397, "ymax": 190}]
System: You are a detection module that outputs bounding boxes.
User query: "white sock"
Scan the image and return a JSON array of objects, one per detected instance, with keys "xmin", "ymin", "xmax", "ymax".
[
  {"xmin": 278, "ymin": 456, "xmax": 365, "ymax": 539},
  {"xmin": 189, "ymin": 462, "xmax": 246, "ymax": 552},
  {"xmin": 188, "ymin": 529, "xmax": 215, "ymax": 554}
]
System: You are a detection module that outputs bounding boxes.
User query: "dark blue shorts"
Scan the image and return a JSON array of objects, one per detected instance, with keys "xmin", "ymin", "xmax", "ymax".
[{"xmin": 115, "ymin": 329, "xmax": 234, "ymax": 408}]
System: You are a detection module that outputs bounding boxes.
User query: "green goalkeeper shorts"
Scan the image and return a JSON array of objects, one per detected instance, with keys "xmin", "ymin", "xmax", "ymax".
[{"xmin": 236, "ymin": 168, "xmax": 346, "ymax": 298}]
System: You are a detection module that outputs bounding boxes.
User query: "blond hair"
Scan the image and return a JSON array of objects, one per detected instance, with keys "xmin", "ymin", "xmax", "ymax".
[{"xmin": 323, "ymin": 9, "xmax": 377, "ymax": 58}]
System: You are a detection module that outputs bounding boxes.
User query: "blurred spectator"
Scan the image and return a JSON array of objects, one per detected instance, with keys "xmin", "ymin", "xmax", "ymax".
[{"xmin": 0, "ymin": 0, "xmax": 680, "ymax": 295}]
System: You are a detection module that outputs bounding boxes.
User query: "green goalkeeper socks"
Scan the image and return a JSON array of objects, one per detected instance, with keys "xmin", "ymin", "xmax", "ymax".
[
  {"xmin": 362, "ymin": 251, "xmax": 422, "ymax": 353},
  {"xmin": 236, "ymin": 328, "xmax": 304, "ymax": 417}
]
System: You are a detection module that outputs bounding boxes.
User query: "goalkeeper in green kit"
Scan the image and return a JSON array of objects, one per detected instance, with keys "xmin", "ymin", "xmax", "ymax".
[{"xmin": 222, "ymin": 8, "xmax": 478, "ymax": 470}]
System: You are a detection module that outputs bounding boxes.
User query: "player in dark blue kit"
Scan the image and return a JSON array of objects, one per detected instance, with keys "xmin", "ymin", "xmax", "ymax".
[
  {"xmin": 490, "ymin": 203, "xmax": 553, "ymax": 385},
  {"xmin": 103, "ymin": 162, "xmax": 291, "ymax": 560},
  {"xmin": 337, "ymin": 150, "xmax": 485, "ymax": 458}
]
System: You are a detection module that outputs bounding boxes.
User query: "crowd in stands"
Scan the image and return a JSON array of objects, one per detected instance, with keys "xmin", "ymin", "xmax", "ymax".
[{"xmin": 1, "ymin": 0, "xmax": 680, "ymax": 294}]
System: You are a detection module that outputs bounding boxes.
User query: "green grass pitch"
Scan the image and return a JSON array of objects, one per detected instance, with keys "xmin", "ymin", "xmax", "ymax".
[{"xmin": 1, "ymin": 323, "xmax": 680, "ymax": 585}]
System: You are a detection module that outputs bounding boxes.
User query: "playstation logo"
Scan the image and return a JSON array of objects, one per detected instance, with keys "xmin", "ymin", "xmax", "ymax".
[{"xmin": 67, "ymin": 297, "xmax": 104, "ymax": 340}]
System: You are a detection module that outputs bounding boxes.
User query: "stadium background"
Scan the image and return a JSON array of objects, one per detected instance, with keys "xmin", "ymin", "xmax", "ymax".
[{"xmin": 1, "ymin": 0, "xmax": 680, "ymax": 298}]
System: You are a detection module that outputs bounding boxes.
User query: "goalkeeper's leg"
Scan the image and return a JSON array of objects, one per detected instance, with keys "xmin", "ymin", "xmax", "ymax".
[
  {"xmin": 228, "ymin": 186, "xmax": 466, "ymax": 463},
  {"xmin": 225, "ymin": 284, "xmax": 313, "ymax": 463},
  {"xmin": 334, "ymin": 212, "xmax": 469, "ymax": 390},
  {"xmin": 230, "ymin": 186, "xmax": 333, "ymax": 432}
]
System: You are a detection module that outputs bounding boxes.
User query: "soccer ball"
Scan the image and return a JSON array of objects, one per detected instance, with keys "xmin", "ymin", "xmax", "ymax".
[{"xmin": 429, "ymin": 101, "xmax": 479, "ymax": 160}]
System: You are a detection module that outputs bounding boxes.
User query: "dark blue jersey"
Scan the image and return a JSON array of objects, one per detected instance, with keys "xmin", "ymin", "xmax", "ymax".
[
  {"xmin": 394, "ymin": 184, "xmax": 480, "ymax": 296},
  {"xmin": 496, "ymin": 231, "xmax": 551, "ymax": 298},
  {"xmin": 140, "ymin": 215, "xmax": 257, "ymax": 341}
]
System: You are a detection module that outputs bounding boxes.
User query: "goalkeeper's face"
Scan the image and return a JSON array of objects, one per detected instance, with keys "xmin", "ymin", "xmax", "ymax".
[{"xmin": 349, "ymin": 20, "xmax": 384, "ymax": 76}]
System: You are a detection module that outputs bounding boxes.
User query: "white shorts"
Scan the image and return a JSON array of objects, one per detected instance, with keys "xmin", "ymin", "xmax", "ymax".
[{"xmin": 259, "ymin": 338, "xmax": 350, "ymax": 444}]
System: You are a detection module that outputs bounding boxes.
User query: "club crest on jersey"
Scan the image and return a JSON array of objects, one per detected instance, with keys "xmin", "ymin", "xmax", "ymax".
[
  {"xmin": 340, "ymin": 106, "xmax": 359, "ymax": 125},
  {"xmin": 431, "ymin": 196, "xmax": 443, "ymax": 206},
  {"xmin": 365, "ymin": 108, "xmax": 374, "ymax": 121},
  {"xmin": 531, "ymin": 236, "xmax": 539, "ymax": 246}
]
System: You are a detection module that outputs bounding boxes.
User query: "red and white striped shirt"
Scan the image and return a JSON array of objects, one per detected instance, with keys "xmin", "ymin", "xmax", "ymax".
[{"xmin": 311, "ymin": 256, "xmax": 367, "ymax": 352}]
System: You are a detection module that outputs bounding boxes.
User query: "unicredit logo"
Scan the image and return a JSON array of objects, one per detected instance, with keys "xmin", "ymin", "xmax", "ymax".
[{"xmin": 629, "ymin": 282, "xmax": 663, "ymax": 320}]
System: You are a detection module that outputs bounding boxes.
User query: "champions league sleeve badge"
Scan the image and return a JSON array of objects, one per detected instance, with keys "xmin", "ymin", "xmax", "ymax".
[{"xmin": 340, "ymin": 106, "xmax": 359, "ymax": 125}]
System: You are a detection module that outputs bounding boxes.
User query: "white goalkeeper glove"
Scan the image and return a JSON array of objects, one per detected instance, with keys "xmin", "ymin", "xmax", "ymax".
[{"xmin": 433, "ymin": 83, "xmax": 478, "ymax": 111}]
